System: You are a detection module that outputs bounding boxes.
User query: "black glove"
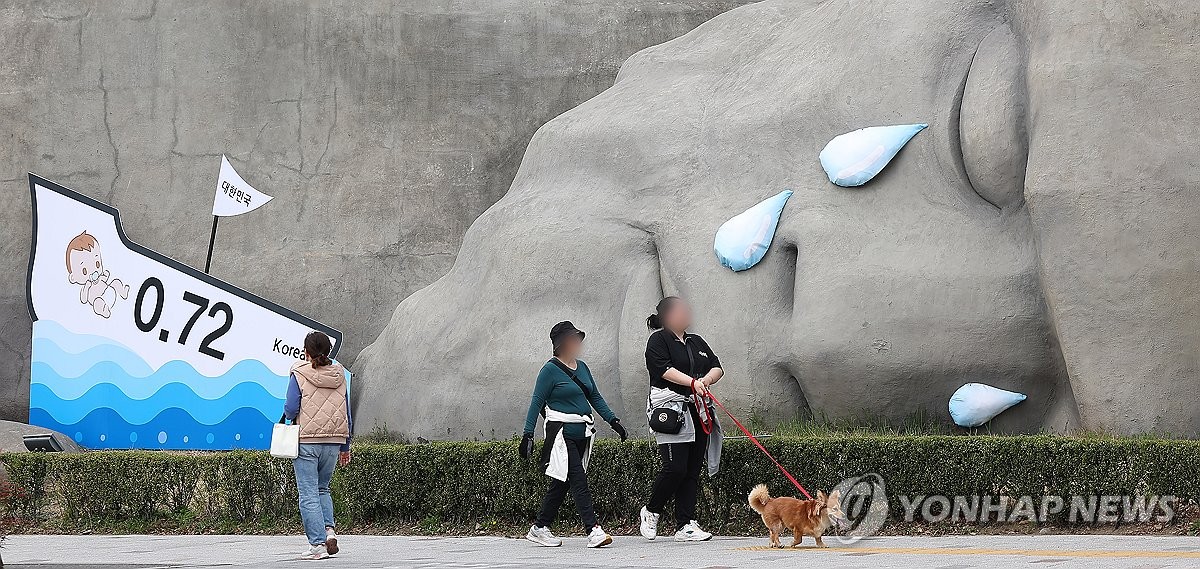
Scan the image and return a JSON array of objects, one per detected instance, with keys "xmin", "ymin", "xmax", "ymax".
[
  {"xmin": 519, "ymin": 432, "xmax": 534, "ymax": 459},
  {"xmin": 610, "ymin": 418, "xmax": 628, "ymax": 442}
]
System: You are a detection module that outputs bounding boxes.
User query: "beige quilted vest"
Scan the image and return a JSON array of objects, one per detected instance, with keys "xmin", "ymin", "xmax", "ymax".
[{"xmin": 291, "ymin": 361, "xmax": 349, "ymax": 443}]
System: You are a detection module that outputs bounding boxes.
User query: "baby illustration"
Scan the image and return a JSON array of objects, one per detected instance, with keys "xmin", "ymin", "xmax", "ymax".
[{"xmin": 66, "ymin": 231, "xmax": 130, "ymax": 318}]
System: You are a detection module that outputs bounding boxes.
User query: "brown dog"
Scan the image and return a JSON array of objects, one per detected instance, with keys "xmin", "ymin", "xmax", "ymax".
[{"xmin": 748, "ymin": 484, "xmax": 845, "ymax": 548}]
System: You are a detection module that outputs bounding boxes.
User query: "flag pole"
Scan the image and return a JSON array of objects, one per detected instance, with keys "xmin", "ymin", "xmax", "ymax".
[{"xmin": 203, "ymin": 215, "xmax": 218, "ymax": 274}]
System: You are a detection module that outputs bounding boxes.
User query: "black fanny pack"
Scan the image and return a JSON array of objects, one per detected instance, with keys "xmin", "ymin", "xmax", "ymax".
[{"xmin": 649, "ymin": 404, "xmax": 685, "ymax": 434}]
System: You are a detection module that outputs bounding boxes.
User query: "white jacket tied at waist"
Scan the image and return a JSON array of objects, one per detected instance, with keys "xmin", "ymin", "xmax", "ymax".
[
  {"xmin": 646, "ymin": 386, "xmax": 723, "ymax": 476},
  {"xmin": 543, "ymin": 408, "xmax": 595, "ymax": 482}
]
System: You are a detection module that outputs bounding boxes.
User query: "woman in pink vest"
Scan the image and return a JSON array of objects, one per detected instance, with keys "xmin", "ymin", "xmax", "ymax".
[{"xmin": 284, "ymin": 331, "xmax": 353, "ymax": 560}]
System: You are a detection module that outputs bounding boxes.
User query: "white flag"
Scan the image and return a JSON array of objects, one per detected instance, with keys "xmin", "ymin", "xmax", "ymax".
[{"xmin": 213, "ymin": 155, "xmax": 273, "ymax": 217}]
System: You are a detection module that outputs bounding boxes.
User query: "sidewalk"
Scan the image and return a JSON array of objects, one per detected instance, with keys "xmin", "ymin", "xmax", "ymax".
[{"xmin": 5, "ymin": 534, "xmax": 1200, "ymax": 568}]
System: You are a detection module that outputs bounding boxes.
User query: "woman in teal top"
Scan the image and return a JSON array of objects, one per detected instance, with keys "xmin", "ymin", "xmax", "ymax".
[{"xmin": 520, "ymin": 321, "xmax": 627, "ymax": 549}]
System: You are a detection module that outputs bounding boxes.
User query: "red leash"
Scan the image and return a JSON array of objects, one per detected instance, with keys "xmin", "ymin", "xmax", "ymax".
[
  {"xmin": 705, "ymin": 390, "xmax": 813, "ymax": 500},
  {"xmin": 690, "ymin": 380, "xmax": 715, "ymax": 435}
]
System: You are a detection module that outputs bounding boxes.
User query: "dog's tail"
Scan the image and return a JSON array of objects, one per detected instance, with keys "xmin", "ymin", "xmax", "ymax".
[{"xmin": 748, "ymin": 484, "xmax": 772, "ymax": 514}]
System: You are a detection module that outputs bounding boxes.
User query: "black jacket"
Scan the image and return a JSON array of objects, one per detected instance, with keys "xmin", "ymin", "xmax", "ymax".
[{"xmin": 645, "ymin": 329, "xmax": 722, "ymax": 397}]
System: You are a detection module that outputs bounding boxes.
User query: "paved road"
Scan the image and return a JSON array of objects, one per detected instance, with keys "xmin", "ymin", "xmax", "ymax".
[{"xmin": 6, "ymin": 534, "xmax": 1200, "ymax": 568}]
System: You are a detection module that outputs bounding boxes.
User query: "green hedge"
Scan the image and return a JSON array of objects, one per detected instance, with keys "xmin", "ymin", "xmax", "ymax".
[
  {"xmin": 0, "ymin": 450, "xmax": 298, "ymax": 532},
  {"xmin": 3, "ymin": 436, "xmax": 1198, "ymax": 533}
]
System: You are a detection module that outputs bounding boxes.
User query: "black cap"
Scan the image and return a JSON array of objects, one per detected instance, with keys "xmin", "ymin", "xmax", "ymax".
[{"xmin": 550, "ymin": 321, "xmax": 585, "ymax": 347}]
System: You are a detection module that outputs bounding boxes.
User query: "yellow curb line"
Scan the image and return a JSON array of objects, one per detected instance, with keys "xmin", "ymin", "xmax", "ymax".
[{"xmin": 734, "ymin": 546, "xmax": 1200, "ymax": 558}]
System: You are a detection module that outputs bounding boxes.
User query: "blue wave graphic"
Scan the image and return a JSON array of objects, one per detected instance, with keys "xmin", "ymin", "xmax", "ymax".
[
  {"xmin": 30, "ymin": 318, "xmax": 294, "ymax": 451},
  {"xmin": 32, "ymin": 320, "xmax": 139, "ymax": 356},
  {"xmin": 33, "ymin": 338, "xmax": 155, "ymax": 378},
  {"xmin": 31, "ymin": 406, "xmax": 273, "ymax": 451},
  {"xmin": 32, "ymin": 359, "xmax": 289, "ymax": 400},
  {"xmin": 31, "ymin": 382, "xmax": 283, "ymax": 426}
]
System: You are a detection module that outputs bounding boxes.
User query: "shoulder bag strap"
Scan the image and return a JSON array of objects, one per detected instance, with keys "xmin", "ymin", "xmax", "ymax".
[
  {"xmin": 683, "ymin": 335, "xmax": 698, "ymax": 379},
  {"xmin": 549, "ymin": 358, "xmax": 593, "ymax": 399}
]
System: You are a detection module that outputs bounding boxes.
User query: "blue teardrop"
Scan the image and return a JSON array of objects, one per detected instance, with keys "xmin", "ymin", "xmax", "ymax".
[
  {"xmin": 820, "ymin": 124, "xmax": 927, "ymax": 187},
  {"xmin": 713, "ymin": 190, "xmax": 793, "ymax": 272}
]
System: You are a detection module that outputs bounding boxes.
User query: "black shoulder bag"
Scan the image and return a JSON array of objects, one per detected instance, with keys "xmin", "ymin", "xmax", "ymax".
[
  {"xmin": 647, "ymin": 331, "xmax": 687, "ymax": 434},
  {"xmin": 649, "ymin": 405, "xmax": 685, "ymax": 434}
]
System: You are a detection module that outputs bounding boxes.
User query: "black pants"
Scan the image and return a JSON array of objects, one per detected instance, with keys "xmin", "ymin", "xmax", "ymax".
[
  {"xmin": 535, "ymin": 437, "xmax": 597, "ymax": 531},
  {"xmin": 647, "ymin": 404, "xmax": 708, "ymax": 530}
]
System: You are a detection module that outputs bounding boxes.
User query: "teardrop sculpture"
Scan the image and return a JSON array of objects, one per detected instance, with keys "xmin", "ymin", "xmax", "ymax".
[
  {"xmin": 820, "ymin": 123, "xmax": 927, "ymax": 187},
  {"xmin": 713, "ymin": 190, "xmax": 793, "ymax": 272},
  {"xmin": 948, "ymin": 382, "xmax": 1027, "ymax": 428}
]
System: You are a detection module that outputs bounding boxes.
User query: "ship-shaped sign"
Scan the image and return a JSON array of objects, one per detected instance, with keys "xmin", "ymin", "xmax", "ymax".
[{"xmin": 26, "ymin": 174, "xmax": 344, "ymax": 450}]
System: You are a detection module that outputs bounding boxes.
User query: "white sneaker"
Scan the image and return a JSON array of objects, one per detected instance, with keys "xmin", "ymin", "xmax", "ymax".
[
  {"xmin": 639, "ymin": 506, "xmax": 660, "ymax": 540},
  {"xmin": 299, "ymin": 544, "xmax": 330, "ymax": 560},
  {"xmin": 525, "ymin": 525, "xmax": 563, "ymax": 547},
  {"xmin": 587, "ymin": 525, "xmax": 613, "ymax": 548},
  {"xmin": 324, "ymin": 527, "xmax": 339, "ymax": 555},
  {"xmin": 673, "ymin": 520, "xmax": 713, "ymax": 542}
]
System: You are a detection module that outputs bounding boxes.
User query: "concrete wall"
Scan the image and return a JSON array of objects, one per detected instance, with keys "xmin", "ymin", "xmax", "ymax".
[{"xmin": 0, "ymin": 0, "xmax": 756, "ymax": 420}]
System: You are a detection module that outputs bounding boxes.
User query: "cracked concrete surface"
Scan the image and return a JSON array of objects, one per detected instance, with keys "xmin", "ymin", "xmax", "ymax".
[
  {"xmin": 0, "ymin": 0, "xmax": 757, "ymax": 421},
  {"xmin": 97, "ymin": 68, "xmax": 121, "ymax": 203}
]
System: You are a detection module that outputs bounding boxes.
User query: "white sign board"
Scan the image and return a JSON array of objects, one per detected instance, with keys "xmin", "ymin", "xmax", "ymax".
[{"xmin": 27, "ymin": 174, "xmax": 343, "ymax": 450}]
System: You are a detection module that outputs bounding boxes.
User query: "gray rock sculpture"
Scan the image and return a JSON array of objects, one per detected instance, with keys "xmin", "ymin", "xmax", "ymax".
[
  {"xmin": 0, "ymin": 420, "xmax": 82, "ymax": 453},
  {"xmin": 0, "ymin": 1, "xmax": 753, "ymax": 421},
  {"xmin": 357, "ymin": 0, "xmax": 1200, "ymax": 438}
]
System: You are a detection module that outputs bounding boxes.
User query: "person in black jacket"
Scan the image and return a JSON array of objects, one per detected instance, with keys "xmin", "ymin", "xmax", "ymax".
[{"xmin": 639, "ymin": 296, "xmax": 723, "ymax": 542}]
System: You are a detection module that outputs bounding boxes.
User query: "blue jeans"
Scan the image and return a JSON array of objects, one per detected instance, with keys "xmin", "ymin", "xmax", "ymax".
[{"xmin": 294, "ymin": 443, "xmax": 340, "ymax": 545}]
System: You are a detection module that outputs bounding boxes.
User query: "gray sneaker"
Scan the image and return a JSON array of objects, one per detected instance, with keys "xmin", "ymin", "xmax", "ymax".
[
  {"xmin": 324, "ymin": 528, "xmax": 339, "ymax": 555},
  {"xmin": 639, "ymin": 506, "xmax": 660, "ymax": 540},
  {"xmin": 587, "ymin": 525, "xmax": 613, "ymax": 548},
  {"xmin": 525, "ymin": 525, "xmax": 563, "ymax": 547},
  {"xmin": 299, "ymin": 544, "xmax": 330, "ymax": 560},
  {"xmin": 673, "ymin": 520, "xmax": 713, "ymax": 542}
]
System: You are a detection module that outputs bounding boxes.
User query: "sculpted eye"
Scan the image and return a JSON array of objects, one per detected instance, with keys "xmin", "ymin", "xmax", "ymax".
[
  {"xmin": 819, "ymin": 124, "xmax": 927, "ymax": 187},
  {"xmin": 956, "ymin": 25, "xmax": 1028, "ymax": 210}
]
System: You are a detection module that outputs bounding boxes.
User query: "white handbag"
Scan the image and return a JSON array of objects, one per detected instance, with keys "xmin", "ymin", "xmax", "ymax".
[{"xmin": 270, "ymin": 415, "xmax": 300, "ymax": 459}]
